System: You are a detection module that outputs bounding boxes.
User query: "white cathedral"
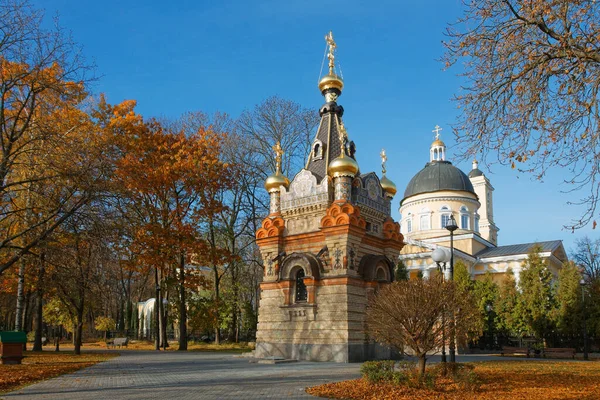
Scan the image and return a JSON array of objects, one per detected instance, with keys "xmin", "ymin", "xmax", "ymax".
[{"xmin": 399, "ymin": 130, "xmax": 567, "ymax": 285}]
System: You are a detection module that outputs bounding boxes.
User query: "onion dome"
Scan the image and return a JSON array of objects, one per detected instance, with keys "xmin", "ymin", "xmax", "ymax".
[
  {"xmin": 265, "ymin": 172, "xmax": 290, "ymax": 193},
  {"xmin": 328, "ymin": 154, "xmax": 358, "ymax": 178},
  {"xmin": 265, "ymin": 141, "xmax": 289, "ymax": 192},
  {"xmin": 318, "ymin": 73, "xmax": 344, "ymax": 93},
  {"xmin": 380, "ymin": 175, "xmax": 397, "ymax": 196},
  {"xmin": 468, "ymin": 159, "xmax": 484, "ymax": 178},
  {"xmin": 379, "ymin": 149, "xmax": 396, "ymax": 197}
]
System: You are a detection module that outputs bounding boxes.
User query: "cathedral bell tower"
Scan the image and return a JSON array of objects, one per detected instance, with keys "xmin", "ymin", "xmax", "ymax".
[{"xmin": 254, "ymin": 32, "xmax": 404, "ymax": 362}]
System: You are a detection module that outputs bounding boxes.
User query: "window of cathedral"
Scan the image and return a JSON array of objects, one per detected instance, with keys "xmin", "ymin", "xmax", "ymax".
[
  {"xmin": 440, "ymin": 206, "xmax": 451, "ymax": 229},
  {"xmin": 474, "ymin": 214, "xmax": 480, "ymax": 233},
  {"xmin": 295, "ymin": 269, "xmax": 307, "ymax": 302},
  {"xmin": 420, "ymin": 214, "xmax": 430, "ymax": 230},
  {"xmin": 407, "ymin": 215, "xmax": 412, "ymax": 232},
  {"xmin": 460, "ymin": 206, "xmax": 469, "ymax": 229},
  {"xmin": 312, "ymin": 140, "xmax": 324, "ymax": 161},
  {"xmin": 376, "ymin": 267, "xmax": 386, "ymax": 281}
]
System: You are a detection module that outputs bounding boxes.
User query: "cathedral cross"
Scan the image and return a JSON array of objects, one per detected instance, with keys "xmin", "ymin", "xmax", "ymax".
[
  {"xmin": 380, "ymin": 148, "xmax": 387, "ymax": 175},
  {"xmin": 432, "ymin": 125, "xmax": 442, "ymax": 140},
  {"xmin": 325, "ymin": 31, "xmax": 337, "ymax": 75},
  {"xmin": 273, "ymin": 141, "xmax": 284, "ymax": 174}
]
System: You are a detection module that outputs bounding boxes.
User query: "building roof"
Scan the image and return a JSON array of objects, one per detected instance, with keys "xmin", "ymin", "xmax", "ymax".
[
  {"xmin": 468, "ymin": 168, "xmax": 484, "ymax": 178},
  {"xmin": 475, "ymin": 240, "xmax": 564, "ymax": 259},
  {"xmin": 402, "ymin": 161, "xmax": 475, "ymax": 202}
]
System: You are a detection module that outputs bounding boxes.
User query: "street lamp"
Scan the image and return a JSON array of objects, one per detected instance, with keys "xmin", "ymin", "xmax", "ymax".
[
  {"xmin": 580, "ymin": 278, "xmax": 589, "ymax": 361},
  {"xmin": 432, "ymin": 247, "xmax": 451, "ymax": 364},
  {"xmin": 445, "ymin": 214, "xmax": 458, "ymax": 363}
]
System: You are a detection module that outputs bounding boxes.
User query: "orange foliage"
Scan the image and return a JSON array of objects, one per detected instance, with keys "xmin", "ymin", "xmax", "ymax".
[
  {"xmin": 307, "ymin": 361, "xmax": 600, "ymax": 399},
  {"xmin": 0, "ymin": 352, "xmax": 116, "ymax": 394}
]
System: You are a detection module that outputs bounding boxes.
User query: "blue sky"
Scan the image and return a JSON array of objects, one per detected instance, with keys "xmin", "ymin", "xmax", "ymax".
[{"xmin": 37, "ymin": 0, "xmax": 595, "ymax": 252}]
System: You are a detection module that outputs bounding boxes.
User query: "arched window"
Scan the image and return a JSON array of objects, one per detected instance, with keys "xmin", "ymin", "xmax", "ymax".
[
  {"xmin": 295, "ymin": 269, "xmax": 307, "ymax": 302},
  {"xmin": 419, "ymin": 208, "xmax": 430, "ymax": 230},
  {"xmin": 406, "ymin": 213, "xmax": 412, "ymax": 233},
  {"xmin": 313, "ymin": 143, "xmax": 320, "ymax": 157},
  {"xmin": 376, "ymin": 267, "xmax": 386, "ymax": 281},
  {"xmin": 440, "ymin": 206, "xmax": 451, "ymax": 229},
  {"xmin": 460, "ymin": 206, "xmax": 469, "ymax": 230},
  {"xmin": 474, "ymin": 214, "xmax": 480, "ymax": 233}
]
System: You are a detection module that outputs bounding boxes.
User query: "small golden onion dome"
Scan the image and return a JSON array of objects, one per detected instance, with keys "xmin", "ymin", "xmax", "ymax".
[
  {"xmin": 380, "ymin": 175, "xmax": 397, "ymax": 196},
  {"xmin": 432, "ymin": 139, "xmax": 445, "ymax": 147},
  {"xmin": 328, "ymin": 155, "xmax": 359, "ymax": 178},
  {"xmin": 264, "ymin": 172, "xmax": 290, "ymax": 193},
  {"xmin": 318, "ymin": 73, "xmax": 344, "ymax": 93}
]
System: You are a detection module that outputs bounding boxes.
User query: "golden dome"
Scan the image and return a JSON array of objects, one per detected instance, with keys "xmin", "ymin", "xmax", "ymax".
[
  {"xmin": 264, "ymin": 172, "xmax": 290, "ymax": 193},
  {"xmin": 318, "ymin": 73, "xmax": 344, "ymax": 93},
  {"xmin": 328, "ymin": 155, "xmax": 358, "ymax": 178},
  {"xmin": 380, "ymin": 175, "xmax": 397, "ymax": 197},
  {"xmin": 432, "ymin": 139, "xmax": 445, "ymax": 147}
]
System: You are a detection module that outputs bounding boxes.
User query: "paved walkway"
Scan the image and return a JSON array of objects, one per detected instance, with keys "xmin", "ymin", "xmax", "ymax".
[
  {"xmin": 3, "ymin": 351, "xmax": 361, "ymax": 399},
  {"xmin": 3, "ymin": 351, "xmax": 586, "ymax": 399}
]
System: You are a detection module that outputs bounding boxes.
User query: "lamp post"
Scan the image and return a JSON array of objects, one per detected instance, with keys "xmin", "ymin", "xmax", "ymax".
[
  {"xmin": 580, "ymin": 278, "xmax": 589, "ymax": 361},
  {"xmin": 445, "ymin": 214, "xmax": 458, "ymax": 363},
  {"xmin": 432, "ymin": 248, "xmax": 451, "ymax": 364}
]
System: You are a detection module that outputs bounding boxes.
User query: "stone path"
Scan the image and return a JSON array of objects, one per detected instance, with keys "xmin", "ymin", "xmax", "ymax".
[
  {"xmin": 3, "ymin": 351, "xmax": 583, "ymax": 399},
  {"xmin": 2, "ymin": 351, "xmax": 360, "ymax": 399}
]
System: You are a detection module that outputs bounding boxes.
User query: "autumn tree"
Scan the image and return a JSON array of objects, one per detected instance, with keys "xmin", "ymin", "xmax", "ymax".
[
  {"xmin": 444, "ymin": 0, "xmax": 600, "ymax": 230},
  {"xmin": 0, "ymin": 0, "xmax": 95, "ymax": 274},
  {"xmin": 395, "ymin": 260, "xmax": 409, "ymax": 281},
  {"xmin": 366, "ymin": 277, "xmax": 481, "ymax": 376},
  {"xmin": 109, "ymin": 101, "xmax": 234, "ymax": 350}
]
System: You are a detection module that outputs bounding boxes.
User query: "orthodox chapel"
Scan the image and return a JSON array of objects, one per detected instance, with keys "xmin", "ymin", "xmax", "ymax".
[{"xmin": 254, "ymin": 32, "xmax": 404, "ymax": 362}]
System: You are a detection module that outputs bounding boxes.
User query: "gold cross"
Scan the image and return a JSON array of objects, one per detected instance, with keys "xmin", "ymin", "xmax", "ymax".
[
  {"xmin": 432, "ymin": 125, "xmax": 443, "ymax": 140},
  {"xmin": 380, "ymin": 149, "xmax": 387, "ymax": 175},
  {"xmin": 273, "ymin": 141, "xmax": 283, "ymax": 173},
  {"xmin": 325, "ymin": 31, "xmax": 337, "ymax": 75}
]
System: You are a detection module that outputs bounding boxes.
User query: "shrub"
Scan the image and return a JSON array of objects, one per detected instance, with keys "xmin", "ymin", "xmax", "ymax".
[{"xmin": 360, "ymin": 360, "xmax": 396, "ymax": 383}]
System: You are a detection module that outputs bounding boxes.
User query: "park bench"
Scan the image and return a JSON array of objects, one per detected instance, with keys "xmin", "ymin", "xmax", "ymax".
[
  {"xmin": 106, "ymin": 337, "xmax": 128, "ymax": 349},
  {"xmin": 501, "ymin": 346, "xmax": 530, "ymax": 358},
  {"xmin": 543, "ymin": 347, "xmax": 575, "ymax": 359}
]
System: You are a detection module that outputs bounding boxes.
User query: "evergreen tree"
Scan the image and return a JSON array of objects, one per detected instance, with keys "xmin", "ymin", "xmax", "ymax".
[
  {"xmin": 494, "ymin": 270, "xmax": 527, "ymax": 336},
  {"xmin": 395, "ymin": 260, "xmax": 409, "ymax": 281},
  {"xmin": 473, "ymin": 272, "xmax": 499, "ymax": 334},
  {"xmin": 454, "ymin": 260, "xmax": 473, "ymax": 294},
  {"xmin": 553, "ymin": 261, "xmax": 582, "ymax": 336},
  {"xmin": 519, "ymin": 245, "xmax": 556, "ymax": 338}
]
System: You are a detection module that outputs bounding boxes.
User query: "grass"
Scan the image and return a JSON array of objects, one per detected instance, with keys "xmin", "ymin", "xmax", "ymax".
[
  {"xmin": 0, "ymin": 351, "xmax": 116, "ymax": 394},
  {"xmin": 307, "ymin": 360, "xmax": 600, "ymax": 400}
]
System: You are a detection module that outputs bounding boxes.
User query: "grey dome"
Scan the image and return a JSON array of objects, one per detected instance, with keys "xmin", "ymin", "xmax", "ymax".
[
  {"xmin": 468, "ymin": 168, "xmax": 484, "ymax": 178},
  {"xmin": 403, "ymin": 161, "xmax": 475, "ymax": 202}
]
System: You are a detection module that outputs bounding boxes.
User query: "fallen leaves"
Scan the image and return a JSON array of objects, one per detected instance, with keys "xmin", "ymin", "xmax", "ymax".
[
  {"xmin": 307, "ymin": 361, "xmax": 600, "ymax": 399},
  {"xmin": 0, "ymin": 351, "xmax": 116, "ymax": 394}
]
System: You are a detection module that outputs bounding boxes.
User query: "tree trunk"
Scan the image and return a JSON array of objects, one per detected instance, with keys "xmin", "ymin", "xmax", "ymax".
[
  {"xmin": 15, "ymin": 257, "xmax": 26, "ymax": 332},
  {"xmin": 74, "ymin": 309, "xmax": 84, "ymax": 355},
  {"xmin": 55, "ymin": 326, "xmax": 60, "ymax": 352},
  {"xmin": 33, "ymin": 253, "xmax": 45, "ymax": 351},
  {"xmin": 154, "ymin": 266, "xmax": 160, "ymax": 350},
  {"xmin": 214, "ymin": 278, "xmax": 220, "ymax": 345},
  {"xmin": 161, "ymin": 290, "xmax": 169, "ymax": 349},
  {"xmin": 178, "ymin": 252, "xmax": 187, "ymax": 351},
  {"xmin": 418, "ymin": 354, "xmax": 427, "ymax": 376}
]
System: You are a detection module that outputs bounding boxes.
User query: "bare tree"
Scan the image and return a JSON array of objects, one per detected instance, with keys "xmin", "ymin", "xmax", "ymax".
[
  {"xmin": 443, "ymin": 0, "xmax": 600, "ymax": 230},
  {"xmin": 236, "ymin": 96, "xmax": 318, "ymax": 178},
  {"xmin": 572, "ymin": 236, "xmax": 600, "ymax": 282},
  {"xmin": 366, "ymin": 277, "xmax": 481, "ymax": 375}
]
